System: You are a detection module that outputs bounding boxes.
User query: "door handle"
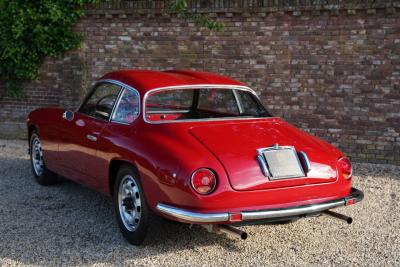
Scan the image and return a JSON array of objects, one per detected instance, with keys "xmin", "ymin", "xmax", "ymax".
[{"xmin": 86, "ymin": 134, "xmax": 97, "ymax": 142}]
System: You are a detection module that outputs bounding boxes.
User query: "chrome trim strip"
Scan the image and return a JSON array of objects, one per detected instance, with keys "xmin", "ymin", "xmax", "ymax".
[
  {"xmin": 299, "ymin": 151, "xmax": 311, "ymax": 173},
  {"xmin": 256, "ymin": 154, "xmax": 270, "ymax": 177},
  {"xmin": 100, "ymin": 79, "xmax": 141, "ymax": 125},
  {"xmin": 156, "ymin": 203, "xmax": 229, "ymax": 223},
  {"xmin": 241, "ymin": 200, "xmax": 345, "ymax": 221},
  {"xmin": 232, "ymin": 89, "xmax": 243, "ymax": 114},
  {"xmin": 142, "ymin": 84, "xmax": 267, "ymax": 124},
  {"xmin": 150, "ymin": 84, "xmax": 254, "ymax": 92},
  {"xmin": 98, "ymin": 79, "xmax": 141, "ymax": 101},
  {"xmin": 147, "ymin": 116, "xmax": 269, "ymax": 124},
  {"xmin": 109, "ymin": 85, "xmax": 124, "ymax": 121},
  {"xmin": 256, "ymin": 145, "xmax": 296, "ymax": 155},
  {"xmin": 147, "ymin": 109, "xmax": 190, "ymax": 114}
]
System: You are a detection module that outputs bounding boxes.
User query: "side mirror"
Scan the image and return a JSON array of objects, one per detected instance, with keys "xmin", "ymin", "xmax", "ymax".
[{"xmin": 62, "ymin": 110, "xmax": 74, "ymax": 121}]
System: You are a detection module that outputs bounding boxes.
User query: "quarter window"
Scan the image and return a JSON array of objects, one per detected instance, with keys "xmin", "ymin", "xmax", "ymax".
[
  {"xmin": 79, "ymin": 83, "xmax": 121, "ymax": 120},
  {"xmin": 112, "ymin": 89, "xmax": 140, "ymax": 124},
  {"xmin": 236, "ymin": 90, "xmax": 266, "ymax": 116}
]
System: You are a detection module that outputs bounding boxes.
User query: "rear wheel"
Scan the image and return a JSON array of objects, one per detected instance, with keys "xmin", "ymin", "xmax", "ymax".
[
  {"xmin": 29, "ymin": 132, "xmax": 58, "ymax": 185},
  {"xmin": 114, "ymin": 165, "xmax": 150, "ymax": 245}
]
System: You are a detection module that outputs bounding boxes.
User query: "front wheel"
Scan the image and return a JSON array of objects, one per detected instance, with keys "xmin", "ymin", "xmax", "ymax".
[
  {"xmin": 114, "ymin": 165, "xmax": 150, "ymax": 245},
  {"xmin": 30, "ymin": 132, "xmax": 58, "ymax": 185}
]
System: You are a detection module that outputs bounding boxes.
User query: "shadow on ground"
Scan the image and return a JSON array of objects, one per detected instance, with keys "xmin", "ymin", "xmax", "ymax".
[{"xmin": 0, "ymin": 154, "xmax": 242, "ymax": 266}]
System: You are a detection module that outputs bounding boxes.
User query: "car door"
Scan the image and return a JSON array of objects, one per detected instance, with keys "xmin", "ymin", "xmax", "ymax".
[{"xmin": 58, "ymin": 82, "xmax": 122, "ymax": 185}]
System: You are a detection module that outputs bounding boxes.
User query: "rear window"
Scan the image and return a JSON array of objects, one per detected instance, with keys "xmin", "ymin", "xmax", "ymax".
[
  {"xmin": 198, "ymin": 89, "xmax": 239, "ymax": 115},
  {"xmin": 145, "ymin": 88, "xmax": 269, "ymax": 122}
]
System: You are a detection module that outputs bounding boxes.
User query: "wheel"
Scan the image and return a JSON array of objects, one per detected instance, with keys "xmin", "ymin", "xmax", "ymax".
[
  {"xmin": 114, "ymin": 165, "xmax": 150, "ymax": 245},
  {"xmin": 29, "ymin": 131, "xmax": 58, "ymax": 185}
]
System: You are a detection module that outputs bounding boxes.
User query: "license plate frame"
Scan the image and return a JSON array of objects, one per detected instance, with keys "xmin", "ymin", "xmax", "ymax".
[{"xmin": 257, "ymin": 145, "xmax": 305, "ymax": 180}]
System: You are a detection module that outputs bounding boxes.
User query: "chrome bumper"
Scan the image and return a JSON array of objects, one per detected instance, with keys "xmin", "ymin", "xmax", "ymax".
[{"xmin": 156, "ymin": 187, "xmax": 364, "ymax": 224}]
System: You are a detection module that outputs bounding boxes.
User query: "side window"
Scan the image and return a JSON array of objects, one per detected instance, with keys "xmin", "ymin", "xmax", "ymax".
[
  {"xmin": 146, "ymin": 89, "xmax": 193, "ymax": 112},
  {"xmin": 79, "ymin": 83, "xmax": 121, "ymax": 121},
  {"xmin": 112, "ymin": 89, "xmax": 140, "ymax": 124}
]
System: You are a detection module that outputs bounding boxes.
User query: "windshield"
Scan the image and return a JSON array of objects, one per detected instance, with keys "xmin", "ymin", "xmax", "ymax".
[{"xmin": 145, "ymin": 88, "xmax": 270, "ymax": 122}]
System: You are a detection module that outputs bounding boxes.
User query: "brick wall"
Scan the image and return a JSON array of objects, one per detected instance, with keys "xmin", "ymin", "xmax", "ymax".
[{"xmin": 0, "ymin": 1, "xmax": 399, "ymax": 164}]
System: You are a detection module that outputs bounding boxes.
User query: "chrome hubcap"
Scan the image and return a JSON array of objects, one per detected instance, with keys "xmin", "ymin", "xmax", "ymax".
[
  {"xmin": 118, "ymin": 175, "xmax": 141, "ymax": 232},
  {"xmin": 31, "ymin": 137, "xmax": 44, "ymax": 176}
]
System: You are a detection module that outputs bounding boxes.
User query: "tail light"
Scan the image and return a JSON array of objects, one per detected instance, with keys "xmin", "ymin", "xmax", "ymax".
[
  {"xmin": 190, "ymin": 168, "xmax": 217, "ymax": 194},
  {"xmin": 338, "ymin": 157, "xmax": 352, "ymax": 180}
]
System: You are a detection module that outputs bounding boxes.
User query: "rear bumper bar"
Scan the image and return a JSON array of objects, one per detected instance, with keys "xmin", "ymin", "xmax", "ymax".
[{"xmin": 156, "ymin": 187, "xmax": 364, "ymax": 224}]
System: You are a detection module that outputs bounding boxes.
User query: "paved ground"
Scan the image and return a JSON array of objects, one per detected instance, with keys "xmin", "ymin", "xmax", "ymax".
[{"xmin": 0, "ymin": 139, "xmax": 399, "ymax": 267}]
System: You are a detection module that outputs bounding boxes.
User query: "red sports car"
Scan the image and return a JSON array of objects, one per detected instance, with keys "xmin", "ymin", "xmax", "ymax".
[{"xmin": 27, "ymin": 70, "xmax": 363, "ymax": 245}]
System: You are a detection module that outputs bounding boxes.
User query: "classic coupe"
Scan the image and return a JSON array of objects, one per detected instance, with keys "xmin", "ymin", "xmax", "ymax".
[{"xmin": 27, "ymin": 70, "xmax": 363, "ymax": 245}]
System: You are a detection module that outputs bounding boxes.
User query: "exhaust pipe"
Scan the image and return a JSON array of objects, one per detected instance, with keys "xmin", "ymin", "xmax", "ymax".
[
  {"xmin": 199, "ymin": 224, "xmax": 248, "ymax": 240},
  {"xmin": 323, "ymin": 210, "xmax": 353, "ymax": 224},
  {"xmin": 219, "ymin": 225, "xmax": 248, "ymax": 240}
]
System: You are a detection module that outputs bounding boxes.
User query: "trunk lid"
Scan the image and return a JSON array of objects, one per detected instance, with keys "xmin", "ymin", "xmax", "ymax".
[{"xmin": 189, "ymin": 118, "xmax": 339, "ymax": 191}]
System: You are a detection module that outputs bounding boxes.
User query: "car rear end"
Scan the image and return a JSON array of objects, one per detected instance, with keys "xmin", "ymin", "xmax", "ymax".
[
  {"xmin": 155, "ymin": 124, "xmax": 363, "ymax": 226},
  {"xmin": 143, "ymin": 85, "xmax": 363, "ymax": 229}
]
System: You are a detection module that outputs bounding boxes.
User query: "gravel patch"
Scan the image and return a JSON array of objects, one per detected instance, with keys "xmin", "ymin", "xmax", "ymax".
[{"xmin": 0, "ymin": 139, "xmax": 399, "ymax": 266}]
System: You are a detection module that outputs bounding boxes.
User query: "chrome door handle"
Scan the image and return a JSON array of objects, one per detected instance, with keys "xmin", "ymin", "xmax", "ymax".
[{"xmin": 86, "ymin": 134, "xmax": 97, "ymax": 142}]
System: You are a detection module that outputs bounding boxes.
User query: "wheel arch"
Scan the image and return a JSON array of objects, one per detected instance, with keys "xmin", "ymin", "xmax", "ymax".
[
  {"xmin": 27, "ymin": 124, "xmax": 39, "ymax": 153},
  {"xmin": 28, "ymin": 124, "xmax": 38, "ymax": 137},
  {"xmin": 109, "ymin": 159, "xmax": 140, "ymax": 196}
]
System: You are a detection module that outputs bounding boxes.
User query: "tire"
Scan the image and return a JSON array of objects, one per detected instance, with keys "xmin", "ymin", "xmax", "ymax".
[
  {"xmin": 113, "ymin": 164, "xmax": 150, "ymax": 245},
  {"xmin": 29, "ymin": 131, "xmax": 58, "ymax": 185}
]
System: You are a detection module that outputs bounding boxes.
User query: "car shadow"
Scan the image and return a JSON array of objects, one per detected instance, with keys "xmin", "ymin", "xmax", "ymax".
[{"xmin": 0, "ymin": 155, "xmax": 244, "ymax": 266}]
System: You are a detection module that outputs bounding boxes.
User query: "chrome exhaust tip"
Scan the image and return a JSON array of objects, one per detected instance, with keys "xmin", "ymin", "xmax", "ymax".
[
  {"xmin": 219, "ymin": 224, "xmax": 248, "ymax": 240},
  {"xmin": 323, "ymin": 210, "xmax": 353, "ymax": 224}
]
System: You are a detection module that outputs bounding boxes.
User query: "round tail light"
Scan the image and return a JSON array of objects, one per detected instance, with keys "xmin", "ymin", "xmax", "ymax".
[
  {"xmin": 338, "ymin": 157, "xmax": 352, "ymax": 180},
  {"xmin": 190, "ymin": 168, "xmax": 217, "ymax": 194}
]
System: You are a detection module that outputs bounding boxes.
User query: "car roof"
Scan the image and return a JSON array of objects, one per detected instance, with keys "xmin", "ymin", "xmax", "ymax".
[{"xmin": 100, "ymin": 70, "xmax": 245, "ymax": 94}]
